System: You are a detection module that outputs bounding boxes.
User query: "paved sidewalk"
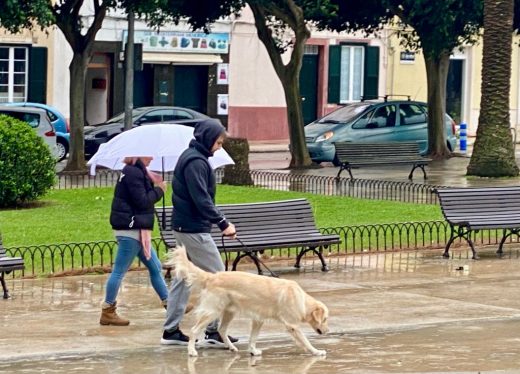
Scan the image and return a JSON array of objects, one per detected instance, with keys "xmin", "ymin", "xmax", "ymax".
[{"xmin": 4, "ymin": 249, "xmax": 520, "ymax": 373}]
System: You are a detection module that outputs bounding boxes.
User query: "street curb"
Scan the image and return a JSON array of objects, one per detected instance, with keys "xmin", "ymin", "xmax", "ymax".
[{"xmin": 249, "ymin": 142, "xmax": 289, "ymax": 153}]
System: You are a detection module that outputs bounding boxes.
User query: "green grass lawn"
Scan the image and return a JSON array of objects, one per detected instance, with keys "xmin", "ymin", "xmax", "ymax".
[{"xmin": 0, "ymin": 185, "xmax": 443, "ymax": 247}]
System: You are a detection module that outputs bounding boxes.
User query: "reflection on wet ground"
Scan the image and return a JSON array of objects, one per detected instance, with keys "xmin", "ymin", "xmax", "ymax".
[{"xmin": 4, "ymin": 249, "xmax": 520, "ymax": 373}]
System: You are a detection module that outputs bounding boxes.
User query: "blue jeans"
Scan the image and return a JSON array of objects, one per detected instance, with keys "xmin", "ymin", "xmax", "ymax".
[{"xmin": 104, "ymin": 236, "xmax": 168, "ymax": 305}]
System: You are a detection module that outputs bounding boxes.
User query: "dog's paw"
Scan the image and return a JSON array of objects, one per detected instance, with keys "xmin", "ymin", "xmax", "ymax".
[
  {"xmin": 228, "ymin": 344, "xmax": 239, "ymax": 352},
  {"xmin": 188, "ymin": 348, "xmax": 199, "ymax": 357},
  {"xmin": 249, "ymin": 348, "xmax": 263, "ymax": 356},
  {"xmin": 312, "ymin": 349, "xmax": 327, "ymax": 356}
]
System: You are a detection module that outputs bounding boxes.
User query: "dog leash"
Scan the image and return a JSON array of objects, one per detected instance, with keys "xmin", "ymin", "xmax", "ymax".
[{"xmin": 221, "ymin": 235, "xmax": 279, "ymax": 278}]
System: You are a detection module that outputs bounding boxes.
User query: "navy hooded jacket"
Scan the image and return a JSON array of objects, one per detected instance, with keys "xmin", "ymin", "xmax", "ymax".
[{"xmin": 171, "ymin": 119, "xmax": 229, "ymax": 233}]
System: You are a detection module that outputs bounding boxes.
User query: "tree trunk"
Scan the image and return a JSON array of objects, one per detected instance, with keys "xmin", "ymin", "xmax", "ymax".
[
  {"xmin": 62, "ymin": 53, "xmax": 89, "ymax": 173},
  {"xmin": 222, "ymin": 137, "xmax": 254, "ymax": 185},
  {"xmin": 54, "ymin": 1, "xmax": 107, "ymax": 173},
  {"xmin": 467, "ymin": 0, "xmax": 518, "ymax": 177},
  {"xmin": 424, "ymin": 51, "xmax": 451, "ymax": 159},
  {"xmin": 248, "ymin": 2, "xmax": 312, "ymax": 168}
]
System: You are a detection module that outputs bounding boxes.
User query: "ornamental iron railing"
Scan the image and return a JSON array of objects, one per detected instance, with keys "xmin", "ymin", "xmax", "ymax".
[
  {"xmin": 56, "ymin": 169, "xmax": 441, "ymax": 204},
  {"xmin": 5, "ymin": 221, "xmax": 519, "ymax": 278}
]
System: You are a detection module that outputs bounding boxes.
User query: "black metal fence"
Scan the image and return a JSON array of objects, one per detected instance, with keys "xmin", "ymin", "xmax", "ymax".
[
  {"xmin": 6, "ymin": 220, "xmax": 519, "ymax": 278},
  {"xmin": 56, "ymin": 169, "xmax": 442, "ymax": 204},
  {"xmin": 1, "ymin": 169, "xmax": 457, "ymax": 278}
]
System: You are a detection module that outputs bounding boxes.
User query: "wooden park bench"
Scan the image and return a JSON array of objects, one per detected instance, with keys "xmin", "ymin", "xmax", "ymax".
[
  {"xmin": 0, "ymin": 236, "xmax": 25, "ymax": 299},
  {"xmin": 334, "ymin": 142, "xmax": 432, "ymax": 180},
  {"xmin": 156, "ymin": 198, "xmax": 340, "ymax": 277},
  {"xmin": 436, "ymin": 186, "xmax": 520, "ymax": 259}
]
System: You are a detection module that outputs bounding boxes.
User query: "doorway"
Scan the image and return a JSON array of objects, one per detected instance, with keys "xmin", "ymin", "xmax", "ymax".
[
  {"xmin": 447, "ymin": 59, "xmax": 463, "ymax": 124},
  {"xmin": 173, "ymin": 66, "xmax": 208, "ymax": 114},
  {"xmin": 300, "ymin": 52, "xmax": 319, "ymax": 125}
]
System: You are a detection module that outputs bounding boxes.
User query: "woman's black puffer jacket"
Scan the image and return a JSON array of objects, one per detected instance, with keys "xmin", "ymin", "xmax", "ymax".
[{"xmin": 110, "ymin": 159, "xmax": 164, "ymax": 230}]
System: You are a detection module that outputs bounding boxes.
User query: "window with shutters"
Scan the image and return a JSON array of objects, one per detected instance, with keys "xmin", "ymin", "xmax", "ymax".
[
  {"xmin": 0, "ymin": 46, "xmax": 28, "ymax": 103},
  {"xmin": 328, "ymin": 44, "xmax": 379, "ymax": 104},
  {"xmin": 339, "ymin": 45, "xmax": 365, "ymax": 103}
]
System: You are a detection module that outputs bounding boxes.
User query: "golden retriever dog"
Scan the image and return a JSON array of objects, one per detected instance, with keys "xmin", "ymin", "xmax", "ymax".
[{"xmin": 169, "ymin": 246, "xmax": 329, "ymax": 357}]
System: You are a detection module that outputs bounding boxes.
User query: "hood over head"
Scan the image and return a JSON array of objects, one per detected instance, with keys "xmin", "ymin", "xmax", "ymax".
[{"xmin": 192, "ymin": 118, "xmax": 226, "ymax": 156}]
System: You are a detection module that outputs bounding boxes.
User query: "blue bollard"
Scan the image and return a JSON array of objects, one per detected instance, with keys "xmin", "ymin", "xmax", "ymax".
[{"xmin": 459, "ymin": 122, "xmax": 467, "ymax": 152}]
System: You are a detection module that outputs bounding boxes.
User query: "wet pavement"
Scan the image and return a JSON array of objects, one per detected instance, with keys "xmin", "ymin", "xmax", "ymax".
[
  {"xmin": 4, "ymin": 249, "xmax": 520, "ymax": 373},
  {"xmin": 24, "ymin": 141, "xmax": 520, "ymax": 372}
]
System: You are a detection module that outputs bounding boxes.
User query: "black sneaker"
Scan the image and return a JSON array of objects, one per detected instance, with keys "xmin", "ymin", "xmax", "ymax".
[
  {"xmin": 201, "ymin": 331, "xmax": 239, "ymax": 348},
  {"xmin": 161, "ymin": 328, "xmax": 190, "ymax": 346}
]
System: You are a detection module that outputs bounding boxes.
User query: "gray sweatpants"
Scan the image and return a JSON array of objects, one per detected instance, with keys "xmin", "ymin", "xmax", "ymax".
[{"xmin": 163, "ymin": 231, "xmax": 225, "ymax": 333}]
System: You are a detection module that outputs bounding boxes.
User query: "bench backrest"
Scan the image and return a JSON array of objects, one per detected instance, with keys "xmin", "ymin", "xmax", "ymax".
[
  {"xmin": 436, "ymin": 187, "xmax": 520, "ymax": 221},
  {"xmin": 334, "ymin": 141, "xmax": 423, "ymax": 162},
  {"xmin": 155, "ymin": 199, "xmax": 321, "ymax": 247},
  {"xmin": 0, "ymin": 235, "xmax": 25, "ymax": 271},
  {"xmin": 211, "ymin": 199, "xmax": 320, "ymax": 237}
]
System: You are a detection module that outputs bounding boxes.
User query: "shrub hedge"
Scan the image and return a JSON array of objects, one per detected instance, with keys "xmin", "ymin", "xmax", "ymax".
[{"xmin": 0, "ymin": 114, "xmax": 55, "ymax": 207}]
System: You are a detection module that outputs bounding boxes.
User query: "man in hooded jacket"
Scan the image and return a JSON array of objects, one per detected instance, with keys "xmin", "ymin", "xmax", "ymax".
[{"xmin": 161, "ymin": 118, "xmax": 237, "ymax": 347}]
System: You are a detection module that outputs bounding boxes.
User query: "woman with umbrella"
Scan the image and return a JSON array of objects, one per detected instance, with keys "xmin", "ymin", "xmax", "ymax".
[{"xmin": 100, "ymin": 156, "xmax": 168, "ymax": 326}]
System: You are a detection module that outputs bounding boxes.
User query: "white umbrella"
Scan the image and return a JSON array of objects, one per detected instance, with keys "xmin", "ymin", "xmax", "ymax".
[{"xmin": 87, "ymin": 124, "xmax": 234, "ymax": 175}]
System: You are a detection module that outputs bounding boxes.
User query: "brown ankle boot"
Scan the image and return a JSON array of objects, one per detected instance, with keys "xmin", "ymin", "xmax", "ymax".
[{"xmin": 100, "ymin": 301, "xmax": 130, "ymax": 326}]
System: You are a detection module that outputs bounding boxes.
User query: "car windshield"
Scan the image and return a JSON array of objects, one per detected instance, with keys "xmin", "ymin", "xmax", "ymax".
[
  {"xmin": 316, "ymin": 103, "xmax": 371, "ymax": 125},
  {"xmin": 101, "ymin": 107, "xmax": 150, "ymax": 125}
]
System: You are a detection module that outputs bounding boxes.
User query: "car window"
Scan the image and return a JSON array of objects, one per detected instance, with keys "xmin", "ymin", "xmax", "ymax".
[
  {"xmin": 0, "ymin": 110, "xmax": 40, "ymax": 127},
  {"xmin": 352, "ymin": 105, "xmax": 396, "ymax": 129},
  {"xmin": 172, "ymin": 110, "xmax": 193, "ymax": 121},
  {"xmin": 399, "ymin": 104, "xmax": 427, "ymax": 126},
  {"xmin": 140, "ymin": 110, "xmax": 165, "ymax": 124},
  {"xmin": 46, "ymin": 110, "xmax": 58, "ymax": 122},
  {"xmin": 105, "ymin": 107, "xmax": 148, "ymax": 125},
  {"xmin": 22, "ymin": 113, "xmax": 41, "ymax": 128},
  {"xmin": 352, "ymin": 110, "xmax": 373, "ymax": 129},
  {"xmin": 316, "ymin": 103, "xmax": 370, "ymax": 125}
]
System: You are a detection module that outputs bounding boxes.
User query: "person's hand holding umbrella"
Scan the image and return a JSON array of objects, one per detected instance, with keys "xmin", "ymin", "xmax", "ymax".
[{"xmin": 147, "ymin": 169, "xmax": 167, "ymax": 192}]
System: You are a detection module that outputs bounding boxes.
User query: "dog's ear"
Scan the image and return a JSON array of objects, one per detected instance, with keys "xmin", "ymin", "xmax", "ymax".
[{"xmin": 311, "ymin": 306, "xmax": 325, "ymax": 323}]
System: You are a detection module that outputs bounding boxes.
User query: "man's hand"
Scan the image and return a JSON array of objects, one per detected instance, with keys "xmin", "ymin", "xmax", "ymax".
[{"xmin": 223, "ymin": 223, "xmax": 236, "ymax": 239}]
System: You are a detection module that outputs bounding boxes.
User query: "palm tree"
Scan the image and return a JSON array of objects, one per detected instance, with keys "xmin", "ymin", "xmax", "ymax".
[{"xmin": 467, "ymin": 0, "xmax": 519, "ymax": 177}]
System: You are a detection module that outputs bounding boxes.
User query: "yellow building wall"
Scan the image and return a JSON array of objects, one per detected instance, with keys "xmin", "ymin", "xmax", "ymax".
[
  {"xmin": 388, "ymin": 32, "xmax": 520, "ymax": 139},
  {"xmin": 0, "ymin": 27, "xmax": 56, "ymax": 105}
]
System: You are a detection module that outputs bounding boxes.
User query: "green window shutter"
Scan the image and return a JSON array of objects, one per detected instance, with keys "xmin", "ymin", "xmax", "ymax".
[
  {"xmin": 328, "ymin": 45, "xmax": 341, "ymax": 104},
  {"xmin": 28, "ymin": 46, "xmax": 48, "ymax": 103},
  {"xmin": 363, "ymin": 46, "xmax": 379, "ymax": 100}
]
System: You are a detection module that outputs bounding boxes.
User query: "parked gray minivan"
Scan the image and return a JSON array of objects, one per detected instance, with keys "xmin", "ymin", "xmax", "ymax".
[{"xmin": 0, "ymin": 106, "xmax": 58, "ymax": 159}]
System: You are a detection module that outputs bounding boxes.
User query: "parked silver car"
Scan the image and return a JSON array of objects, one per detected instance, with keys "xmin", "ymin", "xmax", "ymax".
[{"xmin": 0, "ymin": 106, "xmax": 59, "ymax": 159}]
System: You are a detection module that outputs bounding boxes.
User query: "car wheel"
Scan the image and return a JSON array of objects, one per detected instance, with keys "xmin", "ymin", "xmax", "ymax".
[{"xmin": 56, "ymin": 139, "xmax": 68, "ymax": 161}]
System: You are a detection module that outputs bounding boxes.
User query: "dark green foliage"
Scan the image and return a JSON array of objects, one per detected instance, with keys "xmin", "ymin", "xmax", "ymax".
[
  {"xmin": 0, "ymin": 0, "xmax": 54, "ymax": 32},
  {"xmin": 0, "ymin": 115, "xmax": 55, "ymax": 208}
]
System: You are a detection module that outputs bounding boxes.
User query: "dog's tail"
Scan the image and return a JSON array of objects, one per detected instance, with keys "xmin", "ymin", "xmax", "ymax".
[{"xmin": 166, "ymin": 246, "xmax": 211, "ymax": 288}]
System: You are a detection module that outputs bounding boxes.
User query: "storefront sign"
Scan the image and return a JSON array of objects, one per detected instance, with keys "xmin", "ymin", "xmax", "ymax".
[{"xmin": 123, "ymin": 30, "xmax": 229, "ymax": 54}]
